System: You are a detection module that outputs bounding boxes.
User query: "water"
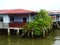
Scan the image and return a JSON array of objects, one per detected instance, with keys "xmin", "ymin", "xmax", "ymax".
[{"xmin": 0, "ymin": 30, "xmax": 60, "ymax": 45}]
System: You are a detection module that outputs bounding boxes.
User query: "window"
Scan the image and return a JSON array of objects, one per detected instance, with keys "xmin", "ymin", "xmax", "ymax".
[
  {"xmin": 56, "ymin": 15, "xmax": 59, "ymax": 20},
  {"xmin": 0, "ymin": 17, "xmax": 3, "ymax": 22},
  {"xmin": 10, "ymin": 16, "xmax": 14, "ymax": 22},
  {"xmin": 14, "ymin": 16, "xmax": 22, "ymax": 23},
  {"xmin": 23, "ymin": 17, "xmax": 26, "ymax": 23}
]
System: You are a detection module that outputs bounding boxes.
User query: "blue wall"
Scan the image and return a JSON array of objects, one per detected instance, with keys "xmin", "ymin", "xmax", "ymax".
[
  {"xmin": 14, "ymin": 15, "xmax": 29, "ymax": 23},
  {"xmin": 14, "ymin": 15, "xmax": 36, "ymax": 23}
]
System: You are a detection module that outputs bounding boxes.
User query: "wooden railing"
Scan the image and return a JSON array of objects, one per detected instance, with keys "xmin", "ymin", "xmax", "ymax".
[
  {"xmin": 0, "ymin": 22, "xmax": 9, "ymax": 28},
  {"xmin": 9, "ymin": 22, "xmax": 25, "ymax": 28}
]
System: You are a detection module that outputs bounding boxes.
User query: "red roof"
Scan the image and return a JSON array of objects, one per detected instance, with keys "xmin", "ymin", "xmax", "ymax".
[{"xmin": 0, "ymin": 9, "xmax": 37, "ymax": 14}]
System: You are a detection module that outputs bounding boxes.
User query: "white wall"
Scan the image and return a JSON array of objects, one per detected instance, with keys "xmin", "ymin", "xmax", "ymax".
[
  {"xmin": 0, "ymin": 14, "xmax": 10, "ymax": 23},
  {"xmin": 3, "ymin": 15, "xmax": 10, "ymax": 23}
]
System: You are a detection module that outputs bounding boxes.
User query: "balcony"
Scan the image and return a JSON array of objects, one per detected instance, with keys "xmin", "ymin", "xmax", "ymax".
[
  {"xmin": 0, "ymin": 22, "xmax": 9, "ymax": 28},
  {"xmin": 9, "ymin": 22, "xmax": 25, "ymax": 28}
]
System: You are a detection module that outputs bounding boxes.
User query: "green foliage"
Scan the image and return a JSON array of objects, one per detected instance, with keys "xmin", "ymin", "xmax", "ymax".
[
  {"xmin": 35, "ymin": 10, "xmax": 53, "ymax": 29},
  {"xmin": 23, "ymin": 9, "xmax": 53, "ymax": 36},
  {"xmin": 34, "ymin": 28, "xmax": 42, "ymax": 36}
]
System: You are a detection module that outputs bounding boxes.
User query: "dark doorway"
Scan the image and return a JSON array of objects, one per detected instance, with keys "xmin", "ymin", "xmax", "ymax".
[{"xmin": 23, "ymin": 17, "xmax": 27, "ymax": 23}]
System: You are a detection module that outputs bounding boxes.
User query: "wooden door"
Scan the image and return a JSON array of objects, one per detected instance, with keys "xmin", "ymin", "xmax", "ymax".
[{"xmin": 23, "ymin": 17, "xmax": 27, "ymax": 23}]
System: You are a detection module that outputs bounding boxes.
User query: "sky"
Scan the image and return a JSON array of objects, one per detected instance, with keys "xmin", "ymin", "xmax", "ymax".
[{"xmin": 0, "ymin": 0, "xmax": 60, "ymax": 11}]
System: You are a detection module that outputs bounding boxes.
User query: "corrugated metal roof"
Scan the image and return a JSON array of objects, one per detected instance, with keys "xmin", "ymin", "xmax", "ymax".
[{"xmin": 0, "ymin": 9, "xmax": 37, "ymax": 14}]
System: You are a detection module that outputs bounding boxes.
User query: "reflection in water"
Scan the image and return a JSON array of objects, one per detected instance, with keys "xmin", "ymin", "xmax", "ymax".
[
  {"xmin": 52, "ymin": 30, "xmax": 60, "ymax": 45},
  {"xmin": 0, "ymin": 30, "xmax": 60, "ymax": 45}
]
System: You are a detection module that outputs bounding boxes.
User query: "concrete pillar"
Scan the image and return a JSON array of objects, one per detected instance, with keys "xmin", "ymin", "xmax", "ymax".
[
  {"xmin": 8, "ymin": 28, "xmax": 10, "ymax": 36},
  {"xmin": 17, "ymin": 29, "xmax": 19, "ymax": 36}
]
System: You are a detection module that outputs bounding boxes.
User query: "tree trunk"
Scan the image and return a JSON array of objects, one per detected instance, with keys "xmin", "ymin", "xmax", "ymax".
[
  {"xmin": 27, "ymin": 31, "xmax": 30, "ymax": 37},
  {"xmin": 42, "ymin": 29, "xmax": 46, "ymax": 38},
  {"xmin": 20, "ymin": 30, "xmax": 27, "ymax": 37},
  {"xmin": 31, "ymin": 30, "xmax": 33, "ymax": 38}
]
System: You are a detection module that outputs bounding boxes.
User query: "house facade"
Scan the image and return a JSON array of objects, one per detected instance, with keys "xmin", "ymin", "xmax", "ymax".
[
  {"xmin": 0, "ymin": 9, "xmax": 60, "ymax": 29},
  {"xmin": 0, "ymin": 9, "xmax": 37, "ymax": 29},
  {"xmin": 49, "ymin": 10, "xmax": 60, "ymax": 23},
  {"xmin": 0, "ymin": 9, "xmax": 60, "ymax": 36}
]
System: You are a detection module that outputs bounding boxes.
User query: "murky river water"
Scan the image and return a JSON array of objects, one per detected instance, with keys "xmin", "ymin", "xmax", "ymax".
[{"xmin": 0, "ymin": 30, "xmax": 60, "ymax": 45}]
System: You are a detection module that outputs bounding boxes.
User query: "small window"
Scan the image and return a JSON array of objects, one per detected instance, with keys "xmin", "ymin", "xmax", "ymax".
[
  {"xmin": 56, "ymin": 16, "xmax": 59, "ymax": 20},
  {"xmin": 0, "ymin": 17, "xmax": 3, "ymax": 22},
  {"xmin": 23, "ymin": 17, "xmax": 26, "ymax": 23},
  {"xmin": 10, "ymin": 16, "xmax": 14, "ymax": 22}
]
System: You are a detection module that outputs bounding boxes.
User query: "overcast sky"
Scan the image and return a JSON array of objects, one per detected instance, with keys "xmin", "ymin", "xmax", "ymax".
[{"xmin": 0, "ymin": 0, "xmax": 60, "ymax": 11}]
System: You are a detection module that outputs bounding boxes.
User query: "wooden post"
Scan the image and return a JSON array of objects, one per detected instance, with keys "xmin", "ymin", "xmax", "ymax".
[{"xmin": 8, "ymin": 28, "xmax": 10, "ymax": 36}]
